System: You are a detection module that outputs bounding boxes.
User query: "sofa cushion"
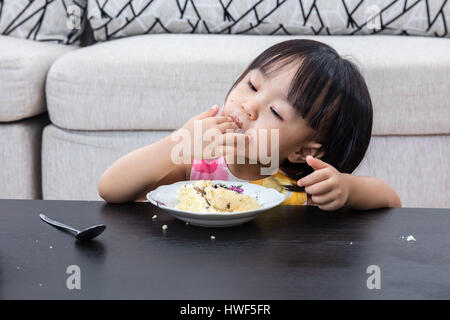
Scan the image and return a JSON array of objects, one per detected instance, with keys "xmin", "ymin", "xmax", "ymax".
[
  {"xmin": 353, "ymin": 134, "xmax": 450, "ymax": 209},
  {"xmin": 42, "ymin": 125, "xmax": 170, "ymax": 200},
  {"xmin": 0, "ymin": 0, "xmax": 87, "ymax": 44},
  {"xmin": 0, "ymin": 35, "xmax": 78, "ymax": 122},
  {"xmin": 87, "ymin": 0, "xmax": 450, "ymax": 41},
  {"xmin": 46, "ymin": 34, "xmax": 450, "ymax": 135},
  {"xmin": 0, "ymin": 114, "xmax": 49, "ymax": 199},
  {"xmin": 41, "ymin": 125, "xmax": 450, "ymax": 208}
]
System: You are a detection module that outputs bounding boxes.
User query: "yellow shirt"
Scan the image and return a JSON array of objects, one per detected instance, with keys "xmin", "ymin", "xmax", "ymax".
[{"xmin": 249, "ymin": 171, "xmax": 307, "ymax": 205}]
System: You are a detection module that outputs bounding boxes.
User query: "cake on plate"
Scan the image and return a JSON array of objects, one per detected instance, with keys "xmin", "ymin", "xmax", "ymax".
[{"xmin": 175, "ymin": 180, "xmax": 261, "ymax": 213}]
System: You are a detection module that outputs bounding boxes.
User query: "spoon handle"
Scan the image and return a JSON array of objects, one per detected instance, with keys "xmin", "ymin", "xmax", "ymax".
[{"xmin": 39, "ymin": 214, "xmax": 80, "ymax": 234}]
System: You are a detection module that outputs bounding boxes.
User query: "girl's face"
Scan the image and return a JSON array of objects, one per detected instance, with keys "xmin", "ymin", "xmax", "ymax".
[{"xmin": 221, "ymin": 64, "xmax": 319, "ymax": 163}]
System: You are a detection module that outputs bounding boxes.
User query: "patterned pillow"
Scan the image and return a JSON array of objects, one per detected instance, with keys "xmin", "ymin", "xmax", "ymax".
[
  {"xmin": 88, "ymin": 0, "xmax": 450, "ymax": 41},
  {"xmin": 0, "ymin": 0, "xmax": 87, "ymax": 44}
]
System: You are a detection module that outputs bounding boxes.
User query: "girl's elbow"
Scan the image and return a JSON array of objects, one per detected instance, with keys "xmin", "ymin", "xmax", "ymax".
[
  {"xmin": 98, "ymin": 188, "xmax": 126, "ymax": 203},
  {"xmin": 98, "ymin": 180, "xmax": 113, "ymax": 202},
  {"xmin": 97, "ymin": 180, "xmax": 136, "ymax": 203},
  {"xmin": 390, "ymin": 193, "xmax": 402, "ymax": 208},
  {"xmin": 98, "ymin": 176, "xmax": 120, "ymax": 203},
  {"xmin": 381, "ymin": 180, "xmax": 401, "ymax": 208}
]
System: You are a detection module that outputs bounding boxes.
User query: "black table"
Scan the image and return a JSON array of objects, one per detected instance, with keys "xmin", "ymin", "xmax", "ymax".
[{"xmin": 1, "ymin": 199, "xmax": 450, "ymax": 300}]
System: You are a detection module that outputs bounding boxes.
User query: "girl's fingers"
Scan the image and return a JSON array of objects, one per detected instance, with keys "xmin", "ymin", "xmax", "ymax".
[
  {"xmin": 304, "ymin": 179, "xmax": 334, "ymax": 195},
  {"xmin": 213, "ymin": 133, "xmax": 251, "ymax": 158},
  {"xmin": 195, "ymin": 105, "xmax": 219, "ymax": 120},
  {"xmin": 214, "ymin": 116, "xmax": 234, "ymax": 124},
  {"xmin": 311, "ymin": 192, "xmax": 336, "ymax": 205},
  {"xmin": 306, "ymin": 194, "xmax": 315, "ymax": 206},
  {"xmin": 306, "ymin": 155, "xmax": 330, "ymax": 171},
  {"xmin": 299, "ymin": 169, "xmax": 330, "ymax": 187},
  {"xmin": 216, "ymin": 132, "xmax": 251, "ymax": 146},
  {"xmin": 217, "ymin": 121, "xmax": 239, "ymax": 133},
  {"xmin": 318, "ymin": 200, "xmax": 340, "ymax": 211}
]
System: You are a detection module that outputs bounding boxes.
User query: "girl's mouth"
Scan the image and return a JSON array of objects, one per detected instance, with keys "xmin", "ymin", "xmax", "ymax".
[{"xmin": 230, "ymin": 115, "xmax": 243, "ymax": 129}]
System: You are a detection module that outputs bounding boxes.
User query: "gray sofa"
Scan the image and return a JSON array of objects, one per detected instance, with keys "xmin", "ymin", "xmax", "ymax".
[
  {"xmin": 1, "ymin": 7, "xmax": 449, "ymax": 208},
  {"xmin": 0, "ymin": 36, "xmax": 77, "ymax": 199}
]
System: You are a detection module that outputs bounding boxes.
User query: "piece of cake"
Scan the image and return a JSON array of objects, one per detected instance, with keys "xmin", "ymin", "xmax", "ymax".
[
  {"xmin": 175, "ymin": 181, "xmax": 212, "ymax": 212},
  {"xmin": 175, "ymin": 180, "xmax": 260, "ymax": 213}
]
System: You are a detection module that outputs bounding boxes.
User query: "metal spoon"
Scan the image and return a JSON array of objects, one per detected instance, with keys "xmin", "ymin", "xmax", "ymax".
[{"xmin": 39, "ymin": 214, "xmax": 106, "ymax": 241}]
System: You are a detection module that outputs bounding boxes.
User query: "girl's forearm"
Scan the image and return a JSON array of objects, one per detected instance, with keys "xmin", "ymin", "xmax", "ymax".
[
  {"xmin": 344, "ymin": 174, "xmax": 401, "ymax": 210},
  {"xmin": 98, "ymin": 133, "xmax": 179, "ymax": 203}
]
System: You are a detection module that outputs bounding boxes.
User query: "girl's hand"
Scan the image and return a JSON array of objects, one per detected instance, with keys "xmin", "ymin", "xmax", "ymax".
[
  {"xmin": 171, "ymin": 105, "xmax": 250, "ymax": 161},
  {"xmin": 297, "ymin": 156, "xmax": 350, "ymax": 211}
]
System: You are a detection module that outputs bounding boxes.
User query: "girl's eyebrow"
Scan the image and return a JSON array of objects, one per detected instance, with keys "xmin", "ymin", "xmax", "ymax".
[
  {"xmin": 254, "ymin": 68, "xmax": 270, "ymax": 82},
  {"xmin": 257, "ymin": 68, "xmax": 269, "ymax": 79}
]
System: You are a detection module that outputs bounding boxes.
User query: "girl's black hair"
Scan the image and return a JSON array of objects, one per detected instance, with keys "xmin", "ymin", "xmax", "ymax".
[{"xmin": 225, "ymin": 39, "xmax": 373, "ymax": 192}]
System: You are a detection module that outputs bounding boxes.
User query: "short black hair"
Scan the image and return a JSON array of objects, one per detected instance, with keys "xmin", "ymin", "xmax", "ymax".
[{"xmin": 225, "ymin": 39, "xmax": 373, "ymax": 191}]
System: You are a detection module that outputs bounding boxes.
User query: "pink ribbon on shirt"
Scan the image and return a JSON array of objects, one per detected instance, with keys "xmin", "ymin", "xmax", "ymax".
[{"xmin": 192, "ymin": 159, "xmax": 218, "ymax": 174}]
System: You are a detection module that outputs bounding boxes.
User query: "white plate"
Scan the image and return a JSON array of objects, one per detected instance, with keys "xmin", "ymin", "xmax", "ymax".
[{"xmin": 147, "ymin": 180, "xmax": 285, "ymax": 228}]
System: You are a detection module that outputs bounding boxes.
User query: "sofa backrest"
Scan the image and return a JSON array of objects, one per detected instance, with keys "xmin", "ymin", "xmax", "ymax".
[
  {"xmin": 87, "ymin": 0, "xmax": 450, "ymax": 41},
  {"xmin": 0, "ymin": 0, "xmax": 87, "ymax": 44}
]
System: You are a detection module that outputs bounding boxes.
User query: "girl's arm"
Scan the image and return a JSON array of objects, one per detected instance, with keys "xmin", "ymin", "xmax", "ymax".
[
  {"xmin": 98, "ymin": 134, "xmax": 187, "ymax": 203},
  {"xmin": 98, "ymin": 105, "xmax": 242, "ymax": 203},
  {"xmin": 298, "ymin": 156, "xmax": 401, "ymax": 211},
  {"xmin": 133, "ymin": 163, "xmax": 191, "ymax": 202},
  {"xmin": 343, "ymin": 174, "xmax": 401, "ymax": 210}
]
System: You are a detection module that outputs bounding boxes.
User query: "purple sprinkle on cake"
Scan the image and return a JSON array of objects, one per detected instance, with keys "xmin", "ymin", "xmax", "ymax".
[{"xmin": 213, "ymin": 183, "xmax": 243, "ymax": 194}]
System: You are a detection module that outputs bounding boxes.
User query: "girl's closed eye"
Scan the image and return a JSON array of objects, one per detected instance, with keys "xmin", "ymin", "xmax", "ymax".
[
  {"xmin": 270, "ymin": 106, "xmax": 283, "ymax": 121},
  {"xmin": 247, "ymin": 80, "xmax": 257, "ymax": 92}
]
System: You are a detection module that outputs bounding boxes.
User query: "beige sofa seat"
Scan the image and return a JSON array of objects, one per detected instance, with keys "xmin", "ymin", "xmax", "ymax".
[
  {"xmin": 0, "ymin": 35, "xmax": 77, "ymax": 199},
  {"xmin": 0, "ymin": 115, "xmax": 49, "ymax": 199},
  {"xmin": 0, "ymin": 35, "xmax": 76, "ymax": 122},
  {"xmin": 45, "ymin": 34, "xmax": 450, "ymax": 135},
  {"xmin": 42, "ymin": 125, "xmax": 170, "ymax": 201},
  {"xmin": 42, "ymin": 125, "xmax": 449, "ymax": 208}
]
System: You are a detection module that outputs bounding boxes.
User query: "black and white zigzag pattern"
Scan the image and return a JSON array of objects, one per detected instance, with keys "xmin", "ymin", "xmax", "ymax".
[
  {"xmin": 88, "ymin": 0, "xmax": 450, "ymax": 41},
  {"xmin": 1, "ymin": 0, "xmax": 448, "ymax": 44},
  {"xmin": 0, "ymin": 0, "xmax": 87, "ymax": 44}
]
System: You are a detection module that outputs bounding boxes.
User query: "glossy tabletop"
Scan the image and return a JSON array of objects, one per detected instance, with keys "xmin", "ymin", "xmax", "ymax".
[{"xmin": 1, "ymin": 199, "xmax": 449, "ymax": 299}]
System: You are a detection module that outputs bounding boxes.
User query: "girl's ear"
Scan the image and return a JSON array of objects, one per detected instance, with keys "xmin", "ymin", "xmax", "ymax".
[{"xmin": 287, "ymin": 142, "xmax": 323, "ymax": 163}]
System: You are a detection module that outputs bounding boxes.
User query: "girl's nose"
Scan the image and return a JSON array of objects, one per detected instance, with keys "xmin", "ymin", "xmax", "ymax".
[{"xmin": 241, "ymin": 103, "xmax": 258, "ymax": 120}]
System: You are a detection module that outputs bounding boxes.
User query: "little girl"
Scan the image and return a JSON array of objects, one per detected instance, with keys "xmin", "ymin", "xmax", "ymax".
[{"xmin": 98, "ymin": 39, "xmax": 401, "ymax": 210}]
